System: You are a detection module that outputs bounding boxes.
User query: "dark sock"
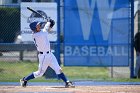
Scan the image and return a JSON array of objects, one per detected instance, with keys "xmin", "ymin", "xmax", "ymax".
[
  {"xmin": 24, "ymin": 73, "xmax": 35, "ymax": 81},
  {"xmin": 58, "ymin": 73, "xmax": 68, "ymax": 83}
]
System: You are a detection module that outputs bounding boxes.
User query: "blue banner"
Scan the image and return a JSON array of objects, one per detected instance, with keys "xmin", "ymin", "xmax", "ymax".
[{"xmin": 64, "ymin": 0, "xmax": 131, "ymax": 66}]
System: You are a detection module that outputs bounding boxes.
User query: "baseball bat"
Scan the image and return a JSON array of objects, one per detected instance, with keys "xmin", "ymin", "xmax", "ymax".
[{"xmin": 27, "ymin": 7, "xmax": 47, "ymax": 19}]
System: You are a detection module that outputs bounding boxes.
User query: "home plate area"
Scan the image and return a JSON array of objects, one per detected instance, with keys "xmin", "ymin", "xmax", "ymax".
[{"xmin": 0, "ymin": 81, "xmax": 140, "ymax": 93}]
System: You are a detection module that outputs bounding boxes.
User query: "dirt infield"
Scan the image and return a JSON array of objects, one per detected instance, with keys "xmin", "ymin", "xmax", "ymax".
[{"xmin": 1, "ymin": 85, "xmax": 140, "ymax": 93}]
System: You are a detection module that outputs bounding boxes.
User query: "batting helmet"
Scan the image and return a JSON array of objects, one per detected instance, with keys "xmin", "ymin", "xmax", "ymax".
[{"xmin": 29, "ymin": 22, "xmax": 40, "ymax": 31}]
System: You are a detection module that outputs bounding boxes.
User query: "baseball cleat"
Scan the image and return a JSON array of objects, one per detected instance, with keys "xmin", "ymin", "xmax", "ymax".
[
  {"xmin": 20, "ymin": 78, "xmax": 27, "ymax": 87},
  {"xmin": 65, "ymin": 81, "xmax": 75, "ymax": 88}
]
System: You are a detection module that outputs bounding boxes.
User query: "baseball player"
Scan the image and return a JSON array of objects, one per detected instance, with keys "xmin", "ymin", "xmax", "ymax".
[
  {"xmin": 20, "ymin": 19, "xmax": 75, "ymax": 88},
  {"xmin": 134, "ymin": 31, "xmax": 140, "ymax": 78}
]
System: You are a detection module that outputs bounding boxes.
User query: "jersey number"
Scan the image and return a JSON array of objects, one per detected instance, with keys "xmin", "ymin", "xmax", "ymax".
[{"xmin": 34, "ymin": 38, "xmax": 38, "ymax": 47}]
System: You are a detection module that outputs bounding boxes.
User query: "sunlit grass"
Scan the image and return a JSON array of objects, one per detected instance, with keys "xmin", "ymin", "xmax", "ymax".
[{"xmin": 0, "ymin": 61, "xmax": 139, "ymax": 82}]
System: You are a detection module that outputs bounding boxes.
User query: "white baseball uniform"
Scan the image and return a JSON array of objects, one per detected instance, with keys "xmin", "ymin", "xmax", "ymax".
[
  {"xmin": 32, "ymin": 22, "xmax": 61, "ymax": 78},
  {"xmin": 20, "ymin": 21, "xmax": 74, "ymax": 88}
]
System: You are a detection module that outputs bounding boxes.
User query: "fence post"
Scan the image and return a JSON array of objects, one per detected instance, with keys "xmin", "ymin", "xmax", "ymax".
[
  {"xmin": 19, "ymin": 51, "xmax": 23, "ymax": 61},
  {"xmin": 130, "ymin": 0, "xmax": 134, "ymax": 78}
]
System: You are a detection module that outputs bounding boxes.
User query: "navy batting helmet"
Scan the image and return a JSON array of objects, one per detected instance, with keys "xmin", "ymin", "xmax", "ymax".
[{"xmin": 29, "ymin": 22, "xmax": 40, "ymax": 31}]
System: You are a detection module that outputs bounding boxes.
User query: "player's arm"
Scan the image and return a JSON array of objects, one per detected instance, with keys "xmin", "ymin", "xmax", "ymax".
[
  {"xmin": 42, "ymin": 22, "xmax": 50, "ymax": 32},
  {"xmin": 43, "ymin": 19, "xmax": 55, "ymax": 32},
  {"xmin": 47, "ymin": 19, "xmax": 55, "ymax": 32}
]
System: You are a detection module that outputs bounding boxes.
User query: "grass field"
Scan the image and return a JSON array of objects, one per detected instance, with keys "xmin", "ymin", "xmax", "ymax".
[{"xmin": 0, "ymin": 61, "xmax": 139, "ymax": 82}]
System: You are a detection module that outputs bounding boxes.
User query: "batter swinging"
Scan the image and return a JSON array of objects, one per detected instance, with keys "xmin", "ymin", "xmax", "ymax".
[{"xmin": 20, "ymin": 19, "xmax": 75, "ymax": 88}]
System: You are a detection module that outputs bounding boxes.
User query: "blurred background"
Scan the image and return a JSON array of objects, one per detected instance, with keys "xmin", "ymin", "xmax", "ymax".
[{"xmin": 0, "ymin": 0, "xmax": 139, "ymax": 82}]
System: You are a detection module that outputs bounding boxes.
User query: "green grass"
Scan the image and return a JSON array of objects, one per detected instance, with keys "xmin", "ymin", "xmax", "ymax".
[
  {"xmin": 0, "ymin": 61, "xmax": 139, "ymax": 82},
  {"xmin": 61, "ymin": 65, "xmax": 108, "ymax": 79},
  {"xmin": 0, "ymin": 61, "xmax": 38, "ymax": 82}
]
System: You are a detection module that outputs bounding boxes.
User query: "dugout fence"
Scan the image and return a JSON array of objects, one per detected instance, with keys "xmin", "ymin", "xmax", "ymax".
[{"xmin": 0, "ymin": 0, "xmax": 136, "ymax": 81}]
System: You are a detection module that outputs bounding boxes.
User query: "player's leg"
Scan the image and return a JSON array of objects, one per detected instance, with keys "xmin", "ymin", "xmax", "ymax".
[
  {"xmin": 57, "ymin": 69, "xmax": 75, "ymax": 88},
  {"xmin": 49, "ymin": 53, "xmax": 68, "ymax": 82},
  {"xmin": 49, "ymin": 53, "xmax": 75, "ymax": 88},
  {"xmin": 20, "ymin": 54, "xmax": 49, "ymax": 87}
]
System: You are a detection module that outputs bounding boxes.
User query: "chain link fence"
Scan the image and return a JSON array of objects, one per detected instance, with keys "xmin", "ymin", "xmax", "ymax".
[
  {"xmin": 0, "ymin": 4, "xmax": 38, "ymax": 61},
  {"xmin": 0, "ymin": 3, "xmax": 63, "ymax": 81},
  {"xmin": 0, "ymin": 4, "xmax": 40, "ymax": 81},
  {"xmin": 0, "ymin": 4, "xmax": 109, "ymax": 81},
  {"xmin": 0, "ymin": 1, "xmax": 138, "ymax": 82}
]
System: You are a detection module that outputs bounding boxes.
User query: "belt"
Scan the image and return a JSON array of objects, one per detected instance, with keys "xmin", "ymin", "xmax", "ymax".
[{"xmin": 39, "ymin": 51, "xmax": 50, "ymax": 54}]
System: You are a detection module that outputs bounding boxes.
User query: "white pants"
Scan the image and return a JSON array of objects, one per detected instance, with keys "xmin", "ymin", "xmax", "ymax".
[
  {"xmin": 135, "ymin": 53, "xmax": 140, "ymax": 77},
  {"xmin": 33, "ymin": 52, "xmax": 61, "ymax": 78}
]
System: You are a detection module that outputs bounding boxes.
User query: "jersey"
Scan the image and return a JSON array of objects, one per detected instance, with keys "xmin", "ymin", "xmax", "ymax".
[
  {"xmin": 32, "ymin": 22, "xmax": 51, "ymax": 52},
  {"xmin": 32, "ymin": 21, "xmax": 61, "ymax": 78}
]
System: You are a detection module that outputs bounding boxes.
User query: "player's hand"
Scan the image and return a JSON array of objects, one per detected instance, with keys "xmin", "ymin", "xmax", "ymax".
[{"xmin": 49, "ymin": 19, "xmax": 55, "ymax": 28}]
